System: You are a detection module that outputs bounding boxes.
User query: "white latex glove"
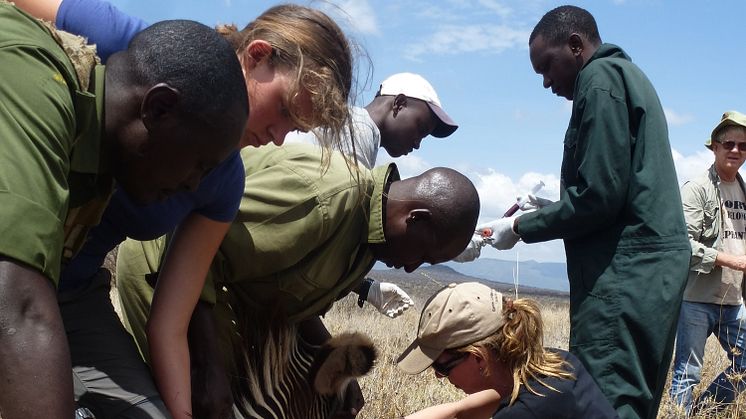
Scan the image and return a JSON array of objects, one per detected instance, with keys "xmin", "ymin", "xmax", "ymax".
[
  {"xmin": 479, "ymin": 217, "xmax": 520, "ymax": 250},
  {"xmin": 452, "ymin": 234, "xmax": 489, "ymax": 263},
  {"xmin": 517, "ymin": 194, "xmax": 554, "ymax": 211},
  {"xmin": 366, "ymin": 280, "xmax": 414, "ymax": 318}
]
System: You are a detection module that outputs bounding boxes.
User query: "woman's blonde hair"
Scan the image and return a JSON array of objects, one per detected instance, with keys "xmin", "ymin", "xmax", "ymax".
[
  {"xmin": 216, "ymin": 4, "xmax": 355, "ymax": 165},
  {"xmin": 459, "ymin": 298, "xmax": 575, "ymax": 405}
]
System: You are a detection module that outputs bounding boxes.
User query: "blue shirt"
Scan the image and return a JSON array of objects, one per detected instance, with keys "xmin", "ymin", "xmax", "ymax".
[{"xmin": 56, "ymin": 0, "xmax": 245, "ymax": 290}]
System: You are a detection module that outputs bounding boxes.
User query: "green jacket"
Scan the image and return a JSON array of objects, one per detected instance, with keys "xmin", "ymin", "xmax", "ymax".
[
  {"xmin": 517, "ymin": 43, "xmax": 689, "ymax": 261},
  {"xmin": 681, "ymin": 164, "xmax": 745, "ymax": 305}
]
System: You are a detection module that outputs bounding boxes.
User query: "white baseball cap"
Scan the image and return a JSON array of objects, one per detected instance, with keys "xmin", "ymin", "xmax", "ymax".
[
  {"xmin": 378, "ymin": 72, "xmax": 458, "ymax": 138},
  {"xmin": 397, "ymin": 282, "xmax": 504, "ymax": 374}
]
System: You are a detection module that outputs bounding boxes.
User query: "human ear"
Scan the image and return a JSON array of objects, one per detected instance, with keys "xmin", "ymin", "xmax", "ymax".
[
  {"xmin": 244, "ymin": 40, "xmax": 273, "ymax": 66},
  {"xmin": 141, "ymin": 83, "xmax": 179, "ymax": 132},
  {"xmin": 392, "ymin": 94, "xmax": 408, "ymax": 118},
  {"xmin": 405, "ymin": 208, "xmax": 432, "ymax": 224},
  {"xmin": 568, "ymin": 33, "xmax": 584, "ymax": 56}
]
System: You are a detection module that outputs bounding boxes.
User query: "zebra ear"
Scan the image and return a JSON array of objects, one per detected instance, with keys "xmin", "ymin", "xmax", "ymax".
[{"xmin": 311, "ymin": 332, "xmax": 377, "ymax": 395}]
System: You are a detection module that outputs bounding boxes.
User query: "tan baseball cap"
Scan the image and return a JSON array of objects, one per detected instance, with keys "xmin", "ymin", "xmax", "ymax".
[
  {"xmin": 378, "ymin": 72, "xmax": 458, "ymax": 138},
  {"xmin": 705, "ymin": 110, "xmax": 746, "ymax": 149},
  {"xmin": 397, "ymin": 282, "xmax": 504, "ymax": 374}
]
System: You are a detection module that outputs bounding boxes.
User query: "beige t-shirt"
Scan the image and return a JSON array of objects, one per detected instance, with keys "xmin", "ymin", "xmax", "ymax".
[{"xmin": 715, "ymin": 180, "xmax": 746, "ymax": 305}]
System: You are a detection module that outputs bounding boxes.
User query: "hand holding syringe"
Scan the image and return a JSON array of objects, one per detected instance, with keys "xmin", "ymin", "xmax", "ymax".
[{"xmin": 480, "ymin": 181, "xmax": 546, "ymax": 238}]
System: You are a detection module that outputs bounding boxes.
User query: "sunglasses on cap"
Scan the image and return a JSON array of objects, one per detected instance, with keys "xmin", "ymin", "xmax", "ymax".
[
  {"xmin": 715, "ymin": 140, "xmax": 746, "ymax": 152},
  {"xmin": 431, "ymin": 352, "xmax": 469, "ymax": 377}
]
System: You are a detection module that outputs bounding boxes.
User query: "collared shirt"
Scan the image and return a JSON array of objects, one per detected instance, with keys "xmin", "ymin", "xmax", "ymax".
[
  {"xmin": 681, "ymin": 164, "xmax": 746, "ymax": 305},
  {"xmin": 203, "ymin": 144, "xmax": 398, "ymax": 322},
  {"xmin": 62, "ymin": 64, "xmax": 113, "ymax": 264},
  {"xmin": 0, "ymin": 3, "xmax": 109, "ymax": 283}
]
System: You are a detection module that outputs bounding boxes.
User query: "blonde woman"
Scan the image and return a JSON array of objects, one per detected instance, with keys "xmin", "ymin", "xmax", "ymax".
[
  {"xmin": 398, "ymin": 282, "xmax": 618, "ymax": 419},
  {"xmin": 15, "ymin": 1, "xmax": 356, "ymax": 418}
]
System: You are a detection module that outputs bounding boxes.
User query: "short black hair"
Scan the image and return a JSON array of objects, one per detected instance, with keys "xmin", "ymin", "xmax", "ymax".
[
  {"xmin": 529, "ymin": 5, "xmax": 601, "ymax": 47},
  {"xmin": 124, "ymin": 19, "xmax": 248, "ymax": 130},
  {"xmin": 416, "ymin": 167, "xmax": 480, "ymax": 250}
]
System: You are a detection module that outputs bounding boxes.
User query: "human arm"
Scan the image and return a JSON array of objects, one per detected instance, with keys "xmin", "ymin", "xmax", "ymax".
[
  {"xmin": 12, "ymin": 0, "xmax": 61, "ymax": 22},
  {"xmin": 403, "ymin": 389, "xmax": 501, "ymax": 419},
  {"xmin": 146, "ymin": 214, "xmax": 231, "ymax": 419},
  {"xmin": 0, "ymin": 260, "xmax": 74, "ymax": 419},
  {"xmin": 15, "ymin": 0, "xmax": 149, "ymax": 62},
  {"xmin": 515, "ymin": 88, "xmax": 632, "ymax": 243},
  {"xmin": 679, "ymin": 179, "xmax": 739, "ymax": 273},
  {"xmin": 354, "ymin": 278, "xmax": 413, "ymax": 318},
  {"xmin": 0, "ymin": 18, "xmax": 80, "ymax": 418}
]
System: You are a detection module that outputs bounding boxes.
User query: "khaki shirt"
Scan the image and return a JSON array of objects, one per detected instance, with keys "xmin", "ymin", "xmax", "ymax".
[
  {"xmin": 681, "ymin": 165, "xmax": 746, "ymax": 305},
  {"xmin": 207, "ymin": 144, "xmax": 396, "ymax": 322}
]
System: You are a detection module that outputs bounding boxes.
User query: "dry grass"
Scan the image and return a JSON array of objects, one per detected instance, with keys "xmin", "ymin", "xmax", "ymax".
[{"xmin": 322, "ymin": 290, "xmax": 746, "ymax": 419}]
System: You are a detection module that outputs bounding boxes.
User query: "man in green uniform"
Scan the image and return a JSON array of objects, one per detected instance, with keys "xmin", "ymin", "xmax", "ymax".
[
  {"xmin": 114, "ymin": 143, "xmax": 480, "ymax": 414},
  {"xmin": 0, "ymin": 3, "xmax": 248, "ymax": 418},
  {"xmin": 484, "ymin": 5, "xmax": 690, "ymax": 419}
]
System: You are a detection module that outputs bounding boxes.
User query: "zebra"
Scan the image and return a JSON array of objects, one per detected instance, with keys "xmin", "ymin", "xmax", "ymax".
[{"xmin": 218, "ymin": 296, "xmax": 377, "ymax": 419}]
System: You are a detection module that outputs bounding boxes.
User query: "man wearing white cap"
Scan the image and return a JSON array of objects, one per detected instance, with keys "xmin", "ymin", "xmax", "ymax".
[
  {"xmin": 286, "ymin": 72, "xmax": 458, "ymax": 318},
  {"xmin": 669, "ymin": 111, "xmax": 746, "ymax": 414},
  {"xmin": 286, "ymin": 72, "xmax": 458, "ymax": 169},
  {"xmin": 396, "ymin": 282, "xmax": 617, "ymax": 418}
]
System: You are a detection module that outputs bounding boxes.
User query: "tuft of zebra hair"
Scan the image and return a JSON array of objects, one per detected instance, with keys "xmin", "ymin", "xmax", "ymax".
[{"xmin": 310, "ymin": 332, "xmax": 377, "ymax": 396}]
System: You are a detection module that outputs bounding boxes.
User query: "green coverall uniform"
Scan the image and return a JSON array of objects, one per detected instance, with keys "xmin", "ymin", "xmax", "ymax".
[{"xmin": 516, "ymin": 44, "xmax": 691, "ymax": 419}]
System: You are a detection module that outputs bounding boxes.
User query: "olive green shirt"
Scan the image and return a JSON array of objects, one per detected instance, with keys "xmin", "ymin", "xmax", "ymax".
[
  {"xmin": 204, "ymin": 144, "xmax": 395, "ymax": 322},
  {"xmin": 0, "ymin": 3, "xmax": 108, "ymax": 284}
]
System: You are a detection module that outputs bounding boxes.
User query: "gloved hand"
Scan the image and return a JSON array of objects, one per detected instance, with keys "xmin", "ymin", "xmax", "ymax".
[
  {"xmin": 479, "ymin": 217, "xmax": 520, "ymax": 250},
  {"xmin": 451, "ymin": 234, "xmax": 489, "ymax": 263},
  {"xmin": 517, "ymin": 194, "xmax": 554, "ymax": 211},
  {"xmin": 366, "ymin": 280, "xmax": 414, "ymax": 318}
]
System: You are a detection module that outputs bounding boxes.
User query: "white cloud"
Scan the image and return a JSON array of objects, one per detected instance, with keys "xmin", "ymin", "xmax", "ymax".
[
  {"xmin": 476, "ymin": 0, "xmax": 513, "ymax": 19},
  {"xmin": 404, "ymin": 24, "xmax": 528, "ymax": 60},
  {"xmin": 664, "ymin": 107, "xmax": 695, "ymax": 126},
  {"xmin": 472, "ymin": 170, "xmax": 560, "ymax": 220},
  {"xmin": 379, "ymin": 147, "xmax": 713, "ymax": 263},
  {"xmin": 376, "ymin": 153, "xmax": 430, "ymax": 178},
  {"xmin": 323, "ymin": 0, "xmax": 378, "ymax": 35},
  {"xmin": 671, "ymin": 147, "xmax": 711, "ymax": 184}
]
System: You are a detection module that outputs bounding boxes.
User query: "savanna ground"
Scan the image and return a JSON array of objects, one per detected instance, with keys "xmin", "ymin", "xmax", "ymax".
[
  {"xmin": 16, "ymin": 256, "xmax": 741, "ymax": 419},
  {"xmin": 322, "ymin": 270, "xmax": 746, "ymax": 419}
]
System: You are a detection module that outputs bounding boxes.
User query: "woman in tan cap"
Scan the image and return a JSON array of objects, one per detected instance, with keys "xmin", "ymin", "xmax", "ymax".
[{"xmin": 397, "ymin": 282, "xmax": 618, "ymax": 418}]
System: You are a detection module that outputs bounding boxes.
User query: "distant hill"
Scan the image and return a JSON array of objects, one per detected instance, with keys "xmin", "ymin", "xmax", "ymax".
[
  {"xmin": 444, "ymin": 258, "xmax": 569, "ymax": 292},
  {"xmin": 370, "ymin": 258, "xmax": 569, "ymax": 293},
  {"xmin": 367, "ymin": 264, "xmax": 568, "ymax": 305}
]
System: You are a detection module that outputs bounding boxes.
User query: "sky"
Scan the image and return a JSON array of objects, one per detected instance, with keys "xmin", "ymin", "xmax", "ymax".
[{"xmin": 108, "ymin": 0, "xmax": 746, "ymax": 263}]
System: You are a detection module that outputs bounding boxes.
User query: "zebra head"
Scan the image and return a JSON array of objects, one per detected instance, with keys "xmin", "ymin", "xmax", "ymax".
[{"xmin": 226, "ymin": 310, "xmax": 376, "ymax": 419}]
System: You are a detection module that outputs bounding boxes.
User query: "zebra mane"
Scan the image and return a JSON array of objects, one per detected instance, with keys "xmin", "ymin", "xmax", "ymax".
[{"xmin": 224, "ymin": 295, "xmax": 376, "ymax": 418}]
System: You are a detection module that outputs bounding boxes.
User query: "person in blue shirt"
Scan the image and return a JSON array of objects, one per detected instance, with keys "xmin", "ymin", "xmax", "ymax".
[
  {"xmin": 0, "ymin": 3, "xmax": 249, "ymax": 418},
  {"xmin": 16, "ymin": 1, "xmax": 357, "ymax": 418}
]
